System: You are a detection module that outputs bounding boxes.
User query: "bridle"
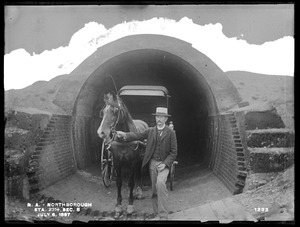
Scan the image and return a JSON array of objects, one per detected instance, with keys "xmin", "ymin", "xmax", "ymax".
[
  {"xmin": 101, "ymin": 102, "xmax": 141, "ymax": 151},
  {"xmin": 101, "ymin": 103, "xmax": 121, "ymax": 149}
]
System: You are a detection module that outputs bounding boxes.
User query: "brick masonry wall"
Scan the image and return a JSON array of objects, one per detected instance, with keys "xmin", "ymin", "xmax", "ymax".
[
  {"xmin": 208, "ymin": 116, "xmax": 218, "ymax": 170},
  {"xmin": 234, "ymin": 111, "xmax": 250, "ymax": 169},
  {"xmin": 72, "ymin": 116, "xmax": 92, "ymax": 169},
  {"xmin": 71, "ymin": 116, "xmax": 103, "ymax": 170},
  {"xmin": 27, "ymin": 114, "xmax": 76, "ymax": 193},
  {"xmin": 90, "ymin": 117, "xmax": 103, "ymax": 162},
  {"xmin": 209, "ymin": 112, "xmax": 248, "ymax": 195}
]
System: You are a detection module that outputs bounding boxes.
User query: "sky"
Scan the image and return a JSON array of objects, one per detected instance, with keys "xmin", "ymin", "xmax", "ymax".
[{"xmin": 4, "ymin": 5, "xmax": 294, "ymax": 90}]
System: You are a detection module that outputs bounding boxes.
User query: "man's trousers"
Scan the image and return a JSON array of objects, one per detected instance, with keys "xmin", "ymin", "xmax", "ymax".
[{"xmin": 149, "ymin": 159, "xmax": 170, "ymax": 219}]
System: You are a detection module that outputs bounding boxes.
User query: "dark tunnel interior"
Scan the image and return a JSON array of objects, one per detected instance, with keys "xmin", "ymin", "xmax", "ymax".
[{"xmin": 82, "ymin": 49, "xmax": 218, "ymax": 170}]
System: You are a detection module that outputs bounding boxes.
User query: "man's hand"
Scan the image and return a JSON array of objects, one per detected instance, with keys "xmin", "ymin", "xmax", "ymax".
[
  {"xmin": 116, "ymin": 131, "xmax": 126, "ymax": 140},
  {"xmin": 157, "ymin": 163, "xmax": 166, "ymax": 172}
]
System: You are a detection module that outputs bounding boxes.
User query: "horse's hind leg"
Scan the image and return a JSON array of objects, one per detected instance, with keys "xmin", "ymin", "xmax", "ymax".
[{"xmin": 134, "ymin": 160, "xmax": 143, "ymax": 200}]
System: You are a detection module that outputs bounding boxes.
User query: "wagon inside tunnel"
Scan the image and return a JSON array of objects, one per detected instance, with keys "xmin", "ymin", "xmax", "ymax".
[{"xmin": 26, "ymin": 34, "xmax": 250, "ymax": 203}]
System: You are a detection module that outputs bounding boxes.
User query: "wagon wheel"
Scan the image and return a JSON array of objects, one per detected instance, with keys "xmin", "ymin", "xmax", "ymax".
[
  {"xmin": 100, "ymin": 142, "xmax": 106, "ymax": 173},
  {"xmin": 101, "ymin": 143, "xmax": 113, "ymax": 188},
  {"xmin": 102, "ymin": 161, "xmax": 113, "ymax": 188}
]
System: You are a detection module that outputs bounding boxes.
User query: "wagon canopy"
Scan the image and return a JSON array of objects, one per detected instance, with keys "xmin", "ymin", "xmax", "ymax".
[
  {"xmin": 119, "ymin": 85, "xmax": 169, "ymax": 97},
  {"xmin": 118, "ymin": 85, "xmax": 170, "ymax": 127}
]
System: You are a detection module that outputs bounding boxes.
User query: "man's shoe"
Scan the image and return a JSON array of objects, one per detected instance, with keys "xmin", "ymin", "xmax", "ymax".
[
  {"xmin": 148, "ymin": 213, "xmax": 160, "ymax": 220},
  {"xmin": 150, "ymin": 216, "xmax": 160, "ymax": 221},
  {"xmin": 159, "ymin": 215, "xmax": 168, "ymax": 221}
]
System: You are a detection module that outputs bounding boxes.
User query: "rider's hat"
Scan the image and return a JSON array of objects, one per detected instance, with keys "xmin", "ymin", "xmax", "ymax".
[{"xmin": 152, "ymin": 107, "xmax": 171, "ymax": 117}]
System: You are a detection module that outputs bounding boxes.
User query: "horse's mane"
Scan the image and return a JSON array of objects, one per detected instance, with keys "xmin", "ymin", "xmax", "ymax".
[
  {"xmin": 117, "ymin": 98, "xmax": 133, "ymax": 123},
  {"xmin": 115, "ymin": 96, "xmax": 137, "ymax": 133}
]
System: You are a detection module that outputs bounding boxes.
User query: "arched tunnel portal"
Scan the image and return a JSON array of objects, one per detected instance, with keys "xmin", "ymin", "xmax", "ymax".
[{"xmin": 70, "ymin": 35, "xmax": 248, "ymax": 195}]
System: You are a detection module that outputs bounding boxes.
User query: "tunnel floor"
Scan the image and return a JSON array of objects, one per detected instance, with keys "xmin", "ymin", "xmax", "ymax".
[{"xmin": 40, "ymin": 159, "xmax": 232, "ymax": 215}]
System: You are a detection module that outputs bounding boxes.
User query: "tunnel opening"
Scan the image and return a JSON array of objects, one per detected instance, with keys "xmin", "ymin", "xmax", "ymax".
[
  {"xmin": 26, "ymin": 35, "xmax": 247, "ymax": 208},
  {"xmin": 69, "ymin": 34, "xmax": 245, "ymax": 196},
  {"xmin": 73, "ymin": 49, "xmax": 218, "ymax": 177}
]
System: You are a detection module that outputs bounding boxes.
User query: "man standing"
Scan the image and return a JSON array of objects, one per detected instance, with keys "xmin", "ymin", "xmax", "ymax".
[{"xmin": 116, "ymin": 107, "xmax": 177, "ymax": 220}]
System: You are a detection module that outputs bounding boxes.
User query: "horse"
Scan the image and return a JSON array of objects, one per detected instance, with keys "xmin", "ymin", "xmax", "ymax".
[{"xmin": 97, "ymin": 92, "xmax": 148, "ymax": 215}]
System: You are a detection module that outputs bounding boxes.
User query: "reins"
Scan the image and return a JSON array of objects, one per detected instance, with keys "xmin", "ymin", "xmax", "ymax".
[
  {"xmin": 105, "ymin": 73, "xmax": 120, "ymax": 149},
  {"xmin": 101, "ymin": 75, "xmax": 141, "ymax": 151},
  {"xmin": 105, "ymin": 104, "xmax": 120, "ymax": 150},
  {"xmin": 105, "ymin": 102, "xmax": 140, "ymax": 151}
]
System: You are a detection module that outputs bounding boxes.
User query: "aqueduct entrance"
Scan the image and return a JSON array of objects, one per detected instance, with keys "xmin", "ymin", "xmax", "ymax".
[
  {"xmin": 70, "ymin": 34, "xmax": 248, "ymax": 194},
  {"xmin": 27, "ymin": 35, "xmax": 249, "ymax": 196}
]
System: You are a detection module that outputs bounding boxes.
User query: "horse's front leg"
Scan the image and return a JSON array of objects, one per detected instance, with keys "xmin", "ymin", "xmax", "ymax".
[
  {"xmin": 115, "ymin": 163, "xmax": 123, "ymax": 213},
  {"xmin": 127, "ymin": 165, "xmax": 135, "ymax": 214}
]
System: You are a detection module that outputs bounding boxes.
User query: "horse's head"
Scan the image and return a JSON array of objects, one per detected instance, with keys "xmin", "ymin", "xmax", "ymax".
[{"xmin": 97, "ymin": 93, "xmax": 121, "ymax": 142}]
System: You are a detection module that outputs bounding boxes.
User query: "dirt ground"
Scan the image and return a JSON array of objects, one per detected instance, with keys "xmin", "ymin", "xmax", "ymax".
[
  {"xmin": 5, "ymin": 163, "xmax": 294, "ymax": 223},
  {"xmin": 236, "ymin": 165, "xmax": 294, "ymax": 221},
  {"xmin": 5, "ymin": 163, "xmax": 230, "ymax": 222}
]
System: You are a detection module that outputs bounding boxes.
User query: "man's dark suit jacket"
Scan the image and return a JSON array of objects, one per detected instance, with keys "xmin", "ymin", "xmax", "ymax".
[{"xmin": 125, "ymin": 126, "xmax": 177, "ymax": 169}]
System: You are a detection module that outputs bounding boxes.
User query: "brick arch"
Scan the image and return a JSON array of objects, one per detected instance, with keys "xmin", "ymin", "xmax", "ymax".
[
  {"xmin": 55, "ymin": 34, "xmax": 241, "ymax": 115},
  {"xmin": 46, "ymin": 34, "xmax": 248, "ymax": 195}
]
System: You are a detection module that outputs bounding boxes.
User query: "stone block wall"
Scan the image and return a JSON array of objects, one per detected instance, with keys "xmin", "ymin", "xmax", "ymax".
[{"xmin": 5, "ymin": 109, "xmax": 51, "ymax": 199}]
